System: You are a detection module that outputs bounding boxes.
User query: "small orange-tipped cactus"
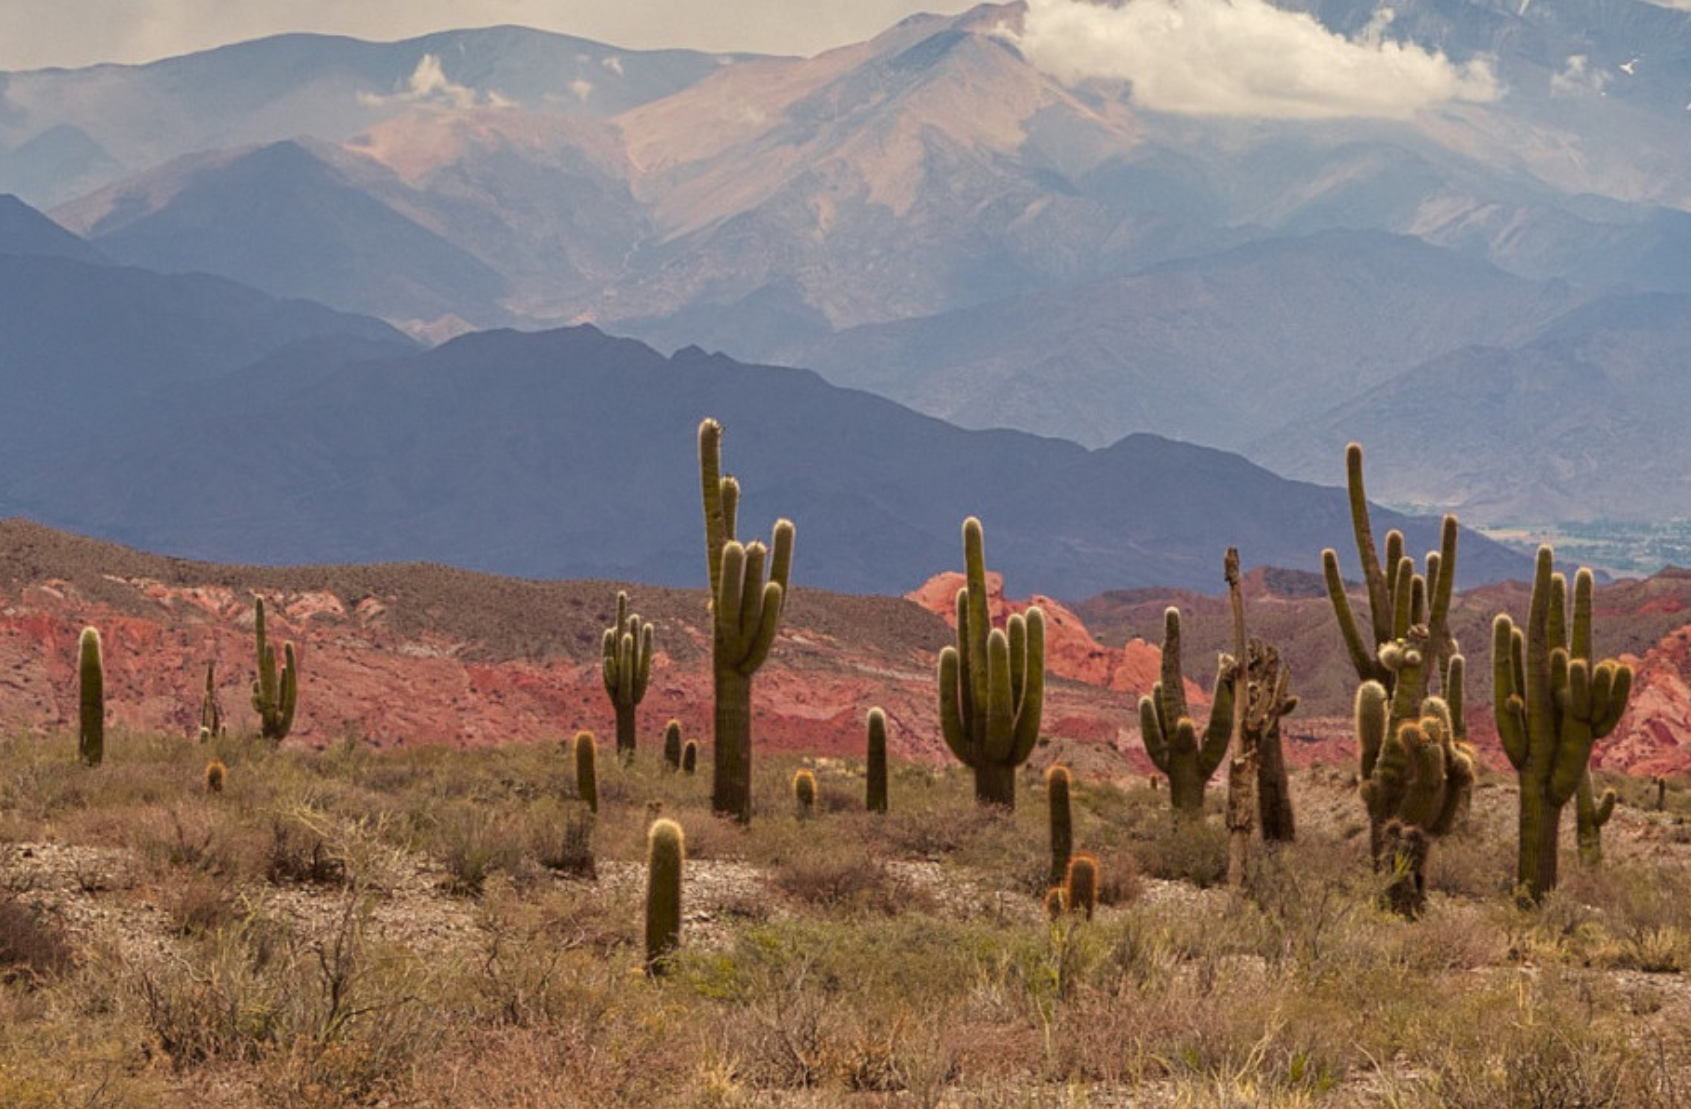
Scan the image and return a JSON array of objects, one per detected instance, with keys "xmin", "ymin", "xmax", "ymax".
[
  {"xmin": 205, "ymin": 759, "xmax": 226, "ymax": 793},
  {"xmin": 645, "ymin": 818, "xmax": 685, "ymax": 976},
  {"xmin": 1064, "ymin": 854, "xmax": 1099, "ymax": 920},
  {"xmin": 575, "ymin": 730, "xmax": 599, "ymax": 814},
  {"xmin": 793, "ymin": 769, "xmax": 818, "ymax": 818}
]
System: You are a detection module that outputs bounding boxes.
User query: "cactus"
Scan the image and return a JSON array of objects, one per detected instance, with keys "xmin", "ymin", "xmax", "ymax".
[
  {"xmin": 602, "ymin": 591, "xmax": 653, "ymax": 760},
  {"xmin": 78, "ymin": 626, "xmax": 103, "ymax": 767},
  {"xmin": 936, "ymin": 516, "xmax": 1045, "ymax": 809},
  {"xmin": 1138, "ymin": 607, "xmax": 1234, "ymax": 818},
  {"xmin": 205, "ymin": 759, "xmax": 226, "ymax": 793},
  {"xmin": 1357, "ymin": 697, "xmax": 1475, "ymax": 917},
  {"xmin": 699, "ymin": 418, "xmax": 794, "ymax": 823},
  {"xmin": 1494, "ymin": 547, "xmax": 1632, "ymax": 903},
  {"xmin": 1064, "ymin": 854, "xmax": 1098, "ymax": 920},
  {"xmin": 1322, "ymin": 443, "xmax": 1471, "ymax": 861},
  {"xmin": 1243, "ymin": 638, "xmax": 1299, "ymax": 842},
  {"xmin": 866, "ymin": 707, "xmax": 889, "ymax": 814},
  {"xmin": 1047, "ymin": 765, "xmax": 1073, "ymax": 887},
  {"xmin": 250, "ymin": 597, "xmax": 297, "ymax": 743},
  {"xmin": 1576, "ymin": 771, "xmax": 1618, "ymax": 865},
  {"xmin": 574, "ymin": 730, "xmax": 599, "ymax": 814},
  {"xmin": 1656, "ymin": 776, "xmax": 1668, "ymax": 812},
  {"xmin": 682, "ymin": 740, "xmax": 698, "ymax": 775},
  {"xmin": 645, "ymin": 818, "xmax": 685, "ymax": 976},
  {"xmin": 663, "ymin": 720, "xmax": 683, "ymax": 771},
  {"xmin": 199, "ymin": 661, "xmax": 223, "ymax": 740},
  {"xmin": 793, "ymin": 769, "xmax": 817, "ymax": 817},
  {"xmin": 1043, "ymin": 886, "xmax": 1067, "ymax": 919}
]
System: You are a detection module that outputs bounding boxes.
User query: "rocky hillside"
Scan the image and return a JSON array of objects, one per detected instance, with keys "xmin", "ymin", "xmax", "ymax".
[{"xmin": 8, "ymin": 519, "xmax": 1691, "ymax": 779}]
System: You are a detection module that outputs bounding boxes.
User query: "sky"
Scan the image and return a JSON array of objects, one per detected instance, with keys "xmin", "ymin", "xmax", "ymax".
[{"xmin": 0, "ymin": 0, "xmax": 980, "ymax": 70}]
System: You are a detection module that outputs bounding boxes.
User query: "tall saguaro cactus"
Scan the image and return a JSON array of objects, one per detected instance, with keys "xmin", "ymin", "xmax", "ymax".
[
  {"xmin": 1138, "ymin": 607, "xmax": 1234, "ymax": 818},
  {"xmin": 78, "ymin": 627, "xmax": 104, "ymax": 767},
  {"xmin": 601, "ymin": 591, "xmax": 653, "ymax": 759},
  {"xmin": 251, "ymin": 597, "xmax": 297, "ymax": 742},
  {"xmin": 699, "ymin": 418, "xmax": 794, "ymax": 823},
  {"xmin": 1495, "ymin": 548, "xmax": 1632, "ymax": 902},
  {"xmin": 936, "ymin": 516, "xmax": 1045, "ymax": 809}
]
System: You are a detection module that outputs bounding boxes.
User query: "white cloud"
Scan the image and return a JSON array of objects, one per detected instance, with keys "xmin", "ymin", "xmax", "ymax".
[
  {"xmin": 1015, "ymin": 0, "xmax": 1500, "ymax": 120},
  {"xmin": 358, "ymin": 54, "xmax": 510, "ymax": 109},
  {"xmin": 1550, "ymin": 54, "xmax": 1608, "ymax": 96}
]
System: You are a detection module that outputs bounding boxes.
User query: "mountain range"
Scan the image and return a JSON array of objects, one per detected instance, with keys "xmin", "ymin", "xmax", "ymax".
[{"xmin": 3, "ymin": 0, "xmax": 1690, "ymax": 540}]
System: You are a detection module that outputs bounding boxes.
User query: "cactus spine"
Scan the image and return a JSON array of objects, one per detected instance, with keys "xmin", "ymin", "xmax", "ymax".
[
  {"xmin": 699, "ymin": 418, "xmax": 794, "ymax": 823},
  {"xmin": 602, "ymin": 591, "xmax": 653, "ymax": 760},
  {"xmin": 793, "ymin": 769, "xmax": 817, "ymax": 817},
  {"xmin": 1495, "ymin": 548, "xmax": 1632, "ymax": 902},
  {"xmin": 1139, "ymin": 607, "xmax": 1234, "ymax": 818},
  {"xmin": 937, "ymin": 517, "xmax": 1045, "ymax": 809},
  {"xmin": 78, "ymin": 626, "xmax": 103, "ymax": 767},
  {"xmin": 663, "ymin": 720, "xmax": 683, "ymax": 771},
  {"xmin": 574, "ymin": 730, "xmax": 599, "ymax": 814},
  {"xmin": 866, "ymin": 707, "xmax": 889, "ymax": 814},
  {"xmin": 1047, "ymin": 765, "xmax": 1073, "ymax": 887},
  {"xmin": 251, "ymin": 597, "xmax": 297, "ymax": 742},
  {"xmin": 645, "ymin": 818, "xmax": 685, "ymax": 976}
]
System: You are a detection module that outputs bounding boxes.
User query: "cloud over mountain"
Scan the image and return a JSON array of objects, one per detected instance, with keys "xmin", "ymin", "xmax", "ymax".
[{"xmin": 1015, "ymin": 0, "xmax": 1499, "ymax": 119}]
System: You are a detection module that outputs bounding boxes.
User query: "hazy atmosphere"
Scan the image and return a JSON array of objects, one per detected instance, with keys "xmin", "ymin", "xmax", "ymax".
[{"xmin": 0, "ymin": 0, "xmax": 979, "ymax": 68}]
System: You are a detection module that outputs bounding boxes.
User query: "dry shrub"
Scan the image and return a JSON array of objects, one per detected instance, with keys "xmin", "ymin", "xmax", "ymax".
[
  {"xmin": 1136, "ymin": 818, "xmax": 1228, "ymax": 888},
  {"xmin": 0, "ymin": 896, "xmax": 73, "ymax": 984}
]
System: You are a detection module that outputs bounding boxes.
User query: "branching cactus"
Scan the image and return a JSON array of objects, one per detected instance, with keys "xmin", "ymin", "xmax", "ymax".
[
  {"xmin": 78, "ymin": 626, "xmax": 103, "ymax": 767},
  {"xmin": 251, "ymin": 597, "xmax": 297, "ymax": 743},
  {"xmin": 1495, "ymin": 548, "xmax": 1632, "ymax": 901},
  {"xmin": 1138, "ymin": 607, "xmax": 1234, "ymax": 818},
  {"xmin": 1358, "ymin": 693, "xmax": 1474, "ymax": 917},
  {"xmin": 1323, "ymin": 443, "xmax": 1461, "ymax": 711},
  {"xmin": 936, "ymin": 516, "xmax": 1045, "ymax": 809},
  {"xmin": 866, "ymin": 707, "xmax": 889, "ymax": 814},
  {"xmin": 602, "ymin": 591, "xmax": 653, "ymax": 760},
  {"xmin": 699, "ymin": 417, "xmax": 794, "ymax": 824},
  {"xmin": 645, "ymin": 818, "xmax": 684, "ymax": 976},
  {"xmin": 1047, "ymin": 765, "xmax": 1073, "ymax": 887}
]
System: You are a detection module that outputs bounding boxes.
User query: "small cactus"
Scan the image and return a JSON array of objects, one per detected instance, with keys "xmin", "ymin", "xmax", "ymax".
[
  {"xmin": 1064, "ymin": 854, "xmax": 1099, "ymax": 920},
  {"xmin": 575, "ymin": 730, "xmax": 599, "ymax": 814},
  {"xmin": 78, "ymin": 627, "xmax": 103, "ymax": 767},
  {"xmin": 682, "ymin": 740, "xmax": 698, "ymax": 775},
  {"xmin": 1577, "ymin": 771, "xmax": 1618, "ymax": 865},
  {"xmin": 199, "ymin": 661, "xmax": 223, "ymax": 740},
  {"xmin": 251, "ymin": 597, "xmax": 297, "ymax": 743},
  {"xmin": 645, "ymin": 818, "xmax": 685, "ymax": 976},
  {"xmin": 1656, "ymin": 776, "xmax": 1668, "ymax": 812},
  {"xmin": 1047, "ymin": 765, "xmax": 1073, "ymax": 888},
  {"xmin": 1043, "ymin": 886, "xmax": 1068, "ymax": 919},
  {"xmin": 866, "ymin": 707, "xmax": 889, "ymax": 814},
  {"xmin": 663, "ymin": 720, "xmax": 683, "ymax": 771},
  {"xmin": 793, "ymin": 769, "xmax": 818, "ymax": 817},
  {"xmin": 602, "ymin": 591, "xmax": 653, "ymax": 760},
  {"xmin": 204, "ymin": 759, "xmax": 226, "ymax": 793}
]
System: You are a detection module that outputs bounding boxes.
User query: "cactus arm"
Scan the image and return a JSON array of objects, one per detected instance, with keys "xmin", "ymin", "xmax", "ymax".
[
  {"xmin": 1197, "ymin": 668, "xmax": 1235, "ymax": 779},
  {"xmin": 1324, "ymin": 550, "xmax": 1382, "ymax": 684},
  {"xmin": 1571, "ymin": 569, "xmax": 1593, "ymax": 662},
  {"xmin": 1139, "ymin": 694, "xmax": 1172, "ymax": 774},
  {"xmin": 634, "ymin": 623, "xmax": 653, "ymax": 701},
  {"xmin": 939, "ymin": 647, "xmax": 972, "ymax": 766},
  {"xmin": 963, "ymin": 518, "xmax": 992, "ymax": 732},
  {"xmin": 769, "ymin": 519, "xmax": 794, "ymax": 593},
  {"xmin": 733, "ymin": 542, "xmax": 769, "ymax": 651},
  {"xmin": 699, "ymin": 419, "xmax": 728, "ymax": 598},
  {"xmin": 739, "ymin": 582, "xmax": 785, "ymax": 675},
  {"xmin": 601, "ymin": 629, "xmax": 618, "ymax": 695},
  {"xmin": 1357, "ymin": 680, "xmax": 1389, "ymax": 781},
  {"xmin": 1008, "ymin": 608, "xmax": 1045, "ymax": 766},
  {"xmin": 1445, "ymin": 655, "xmax": 1466, "ymax": 741},
  {"xmin": 985, "ymin": 629, "xmax": 1014, "ymax": 761},
  {"xmin": 1390, "ymin": 556, "xmax": 1415, "ymax": 643},
  {"xmin": 1158, "ymin": 607, "xmax": 1190, "ymax": 725},
  {"xmin": 278, "ymin": 644, "xmax": 297, "ymax": 737},
  {"xmin": 1427, "ymin": 515, "xmax": 1459, "ymax": 663},
  {"xmin": 1344, "ymin": 443, "xmax": 1393, "ymax": 649}
]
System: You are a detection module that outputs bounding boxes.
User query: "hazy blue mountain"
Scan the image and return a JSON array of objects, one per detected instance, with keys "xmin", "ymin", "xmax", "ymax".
[
  {"xmin": 1252, "ymin": 291, "xmax": 1691, "ymax": 523},
  {"xmin": 4, "ymin": 324, "xmax": 1528, "ymax": 596},
  {"xmin": 0, "ymin": 193, "xmax": 104, "ymax": 262},
  {"xmin": 0, "ymin": 249, "xmax": 413, "ymax": 457},
  {"xmin": 776, "ymin": 229, "xmax": 1591, "ymax": 449}
]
